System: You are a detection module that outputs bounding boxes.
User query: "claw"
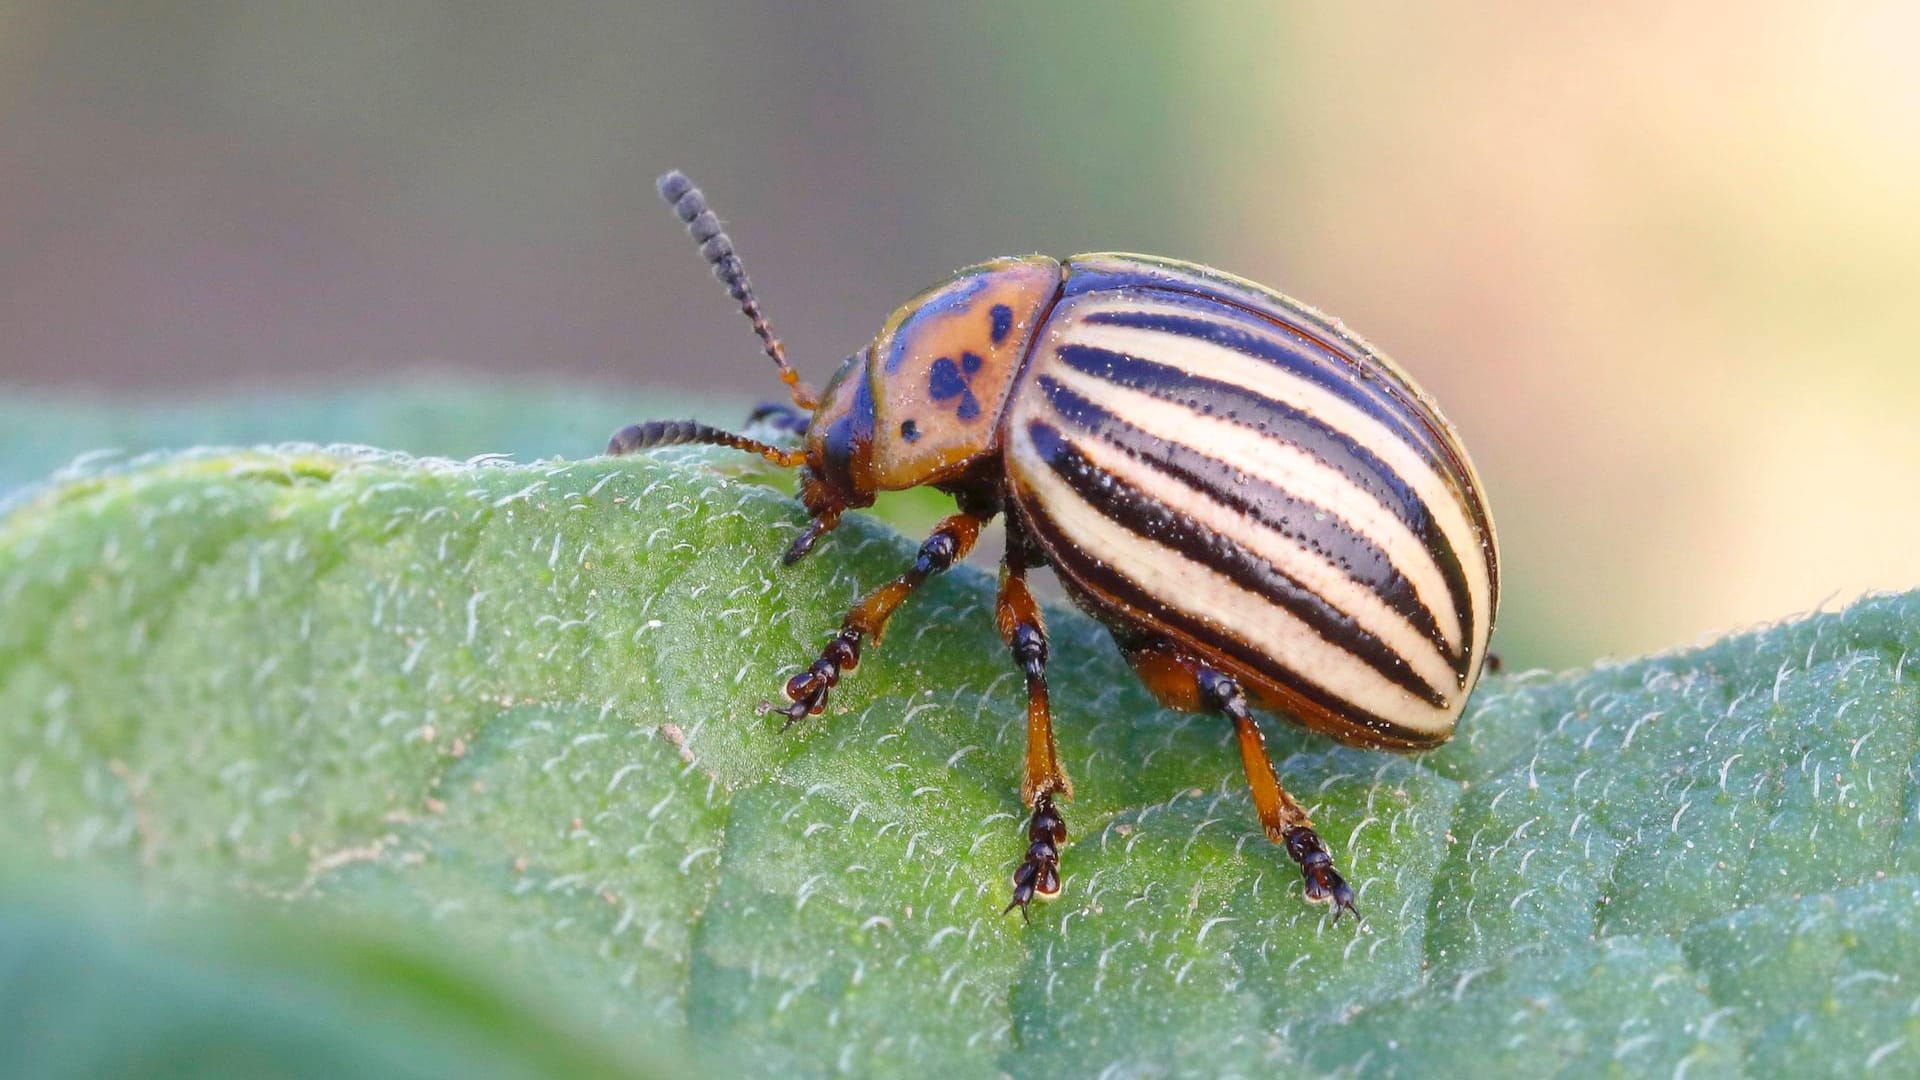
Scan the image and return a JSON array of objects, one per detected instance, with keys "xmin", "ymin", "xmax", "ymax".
[
  {"xmin": 784, "ymin": 517, "xmax": 831, "ymax": 564},
  {"xmin": 757, "ymin": 697, "xmax": 815, "ymax": 730},
  {"xmin": 762, "ymin": 630, "xmax": 860, "ymax": 730},
  {"xmin": 1004, "ymin": 865, "xmax": 1037, "ymax": 922},
  {"xmin": 1284, "ymin": 826, "xmax": 1363, "ymax": 927},
  {"xmin": 1307, "ymin": 864, "xmax": 1361, "ymax": 925}
]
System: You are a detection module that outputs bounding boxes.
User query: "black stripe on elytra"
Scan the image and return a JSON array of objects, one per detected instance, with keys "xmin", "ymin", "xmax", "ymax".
[
  {"xmin": 1025, "ymin": 420, "xmax": 1450, "ymax": 708},
  {"xmin": 1036, "ymin": 374, "xmax": 1463, "ymax": 676},
  {"xmin": 1083, "ymin": 299, "xmax": 1455, "ymax": 472},
  {"xmin": 1016, "ymin": 454, "xmax": 1436, "ymax": 747},
  {"xmin": 1080, "ymin": 557, "xmax": 1437, "ymax": 747},
  {"xmin": 1052, "ymin": 344, "xmax": 1476, "ymax": 661}
]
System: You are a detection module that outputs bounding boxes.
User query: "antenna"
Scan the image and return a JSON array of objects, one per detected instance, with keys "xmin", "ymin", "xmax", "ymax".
[
  {"xmin": 607, "ymin": 418, "xmax": 805, "ymax": 468},
  {"xmin": 657, "ymin": 170, "xmax": 818, "ymax": 411}
]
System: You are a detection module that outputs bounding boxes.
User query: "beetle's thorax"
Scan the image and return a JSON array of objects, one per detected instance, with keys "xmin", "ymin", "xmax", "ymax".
[{"xmin": 803, "ymin": 256, "xmax": 1063, "ymax": 508}]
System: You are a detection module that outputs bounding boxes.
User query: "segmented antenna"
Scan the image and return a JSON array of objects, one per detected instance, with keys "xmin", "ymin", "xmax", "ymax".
[
  {"xmin": 657, "ymin": 170, "xmax": 818, "ymax": 411},
  {"xmin": 607, "ymin": 418, "xmax": 806, "ymax": 468}
]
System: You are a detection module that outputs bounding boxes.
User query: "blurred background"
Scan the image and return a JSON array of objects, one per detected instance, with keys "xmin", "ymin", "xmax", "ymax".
[{"xmin": 2, "ymin": 1, "xmax": 1916, "ymax": 670}]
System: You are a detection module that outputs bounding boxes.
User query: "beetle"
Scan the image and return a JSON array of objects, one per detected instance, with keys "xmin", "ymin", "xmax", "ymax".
[{"xmin": 610, "ymin": 171, "xmax": 1499, "ymax": 922}]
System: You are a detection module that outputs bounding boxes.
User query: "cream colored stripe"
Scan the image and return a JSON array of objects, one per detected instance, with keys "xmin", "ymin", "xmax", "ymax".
[
  {"xmin": 1007, "ymin": 422, "xmax": 1458, "ymax": 735},
  {"xmin": 1054, "ymin": 415, "xmax": 1459, "ymax": 696},
  {"xmin": 1039, "ymin": 361, "xmax": 1467, "ymax": 658},
  {"xmin": 1062, "ymin": 300, "xmax": 1491, "ymax": 651}
]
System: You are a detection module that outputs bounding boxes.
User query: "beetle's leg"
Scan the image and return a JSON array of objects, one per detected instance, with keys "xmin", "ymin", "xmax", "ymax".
[
  {"xmin": 1200, "ymin": 668, "xmax": 1359, "ymax": 922},
  {"xmin": 1125, "ymin": 643, "xmax": 1359, "ymax": 922},
  {"xmin": 999, "ymin": 554, "xmax": 1071, "ymax": 806},
  {"xmin": 745, "ymin": 401, "xmax": 811, "ymax": 438},
  {"xmin": 760, "ymin": 512, "xmax": 986, "ymax": 726},
  {"xmin": 996, "ymin": 548, "xmax": 1072, "ymax": 920},
  {"xmin": 1006, "ymin": 793, "xmax": 1066, "ymax": 923},
  {"xmin": 781, "ymin": 507, "xmax": 841, "ymax": 566},
  {"xmin": 782, "ymin": 471, "xmax": 850, "ymax": 565}
]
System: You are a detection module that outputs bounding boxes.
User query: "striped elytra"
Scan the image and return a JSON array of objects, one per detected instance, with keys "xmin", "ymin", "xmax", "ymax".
[
  {"xmin": 1004, "ymin": 255, "xmax": 1497, "ymax": 752},
  {"xmin": 613, "ymin": 171, "xmax": 1499, "ymax": 924}
]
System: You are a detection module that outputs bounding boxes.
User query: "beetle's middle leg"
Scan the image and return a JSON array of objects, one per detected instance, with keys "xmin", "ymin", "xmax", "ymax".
[
  {"xmin": 1124, "ymin": 642, "xmax": 1359, "ymax": 921},
  {"xmin": 762, "ymin": 512, "xmax": 985, "ymax": 725},
  {"xmin": 997, "ymin": 546, "xmax": 1072, "ymax": 920}
]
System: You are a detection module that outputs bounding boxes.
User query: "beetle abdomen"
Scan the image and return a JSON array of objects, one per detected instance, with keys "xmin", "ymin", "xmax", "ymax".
[{"xmin": 1004, "ymin": 257, "xmax": 1497, "ymax": 749}]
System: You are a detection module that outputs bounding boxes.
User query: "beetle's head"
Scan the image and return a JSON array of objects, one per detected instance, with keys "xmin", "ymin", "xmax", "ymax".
[{"xmin": 794, "ymin": 347, "xmax": 880, "ymax": 521}]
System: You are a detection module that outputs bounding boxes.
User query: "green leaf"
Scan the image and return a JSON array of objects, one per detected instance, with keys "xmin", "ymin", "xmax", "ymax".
[
  {"xmin": 0, "ymin": 880, "xmax": 677, "ymax": 1079},
  {"xmin": 0, "ymin": 382, "xmax": 961, "ymax": 558},
  {"xmin": 3, "ymin": 444, "xmax": 1918, "ymax": 1077}
]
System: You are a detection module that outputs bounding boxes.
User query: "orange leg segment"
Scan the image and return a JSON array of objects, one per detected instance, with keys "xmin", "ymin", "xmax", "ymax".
[
  {"xmin": 997, "ymin": 560, "xmax": 1071, "ymax": 806},
  {"xmin": 1125, "ymin": 640, "xmax": 1360, "ymax": 922},
  {"xmin": 998, "ymin": 549, "xmax": 1072, "ymax": 919}
]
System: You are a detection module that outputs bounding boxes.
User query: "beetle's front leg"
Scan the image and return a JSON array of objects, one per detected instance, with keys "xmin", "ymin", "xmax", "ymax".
[
  {"xmin": 996, "ymin": 548, "xmax": 1073, "ymax": 920},
  {"xmin": 761, "ymin": 512, "xmax": 985, "ymax": 726}
]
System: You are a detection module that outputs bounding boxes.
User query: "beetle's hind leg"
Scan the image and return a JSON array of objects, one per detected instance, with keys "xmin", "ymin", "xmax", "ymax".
[
  {"xmin": 997, "ymin": 548, "xmax": 1072, "ymax": 920},
  {"xmin": 1204, "ymin": 669, "xmax": 1359, "ymax": 921},
  {"xmin": 1125, "ymin": 644, "xmax": 1359, "ymax": 922},
  {"xmin": 761, "ymin": 512, "xmax": 985, "ymax": 726}
]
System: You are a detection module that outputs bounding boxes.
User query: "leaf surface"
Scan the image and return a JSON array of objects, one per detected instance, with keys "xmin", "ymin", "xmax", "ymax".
[
  {"xmin": 0, "ymin": 880, "xmax": 674, "ymax": 1079},
  {"xmin": 3, "ymin": 445, "xmax": 1917, "ymax": 1077}
]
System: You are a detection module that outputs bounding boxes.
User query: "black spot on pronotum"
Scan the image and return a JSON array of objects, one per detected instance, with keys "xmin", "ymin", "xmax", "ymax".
[
  {"xmin": 929, "ymin": 356, "xmax": 967, "ymax": 401},
  {"xmin": 928, "ymin": 355, "xmax": 984, "ymax": 422},
  {"xmin": 990, "ymin": 304, "xmax": 1014, "ymax": 343},
  {"xmin": 900, "ymin": 419, "xmax": 920, "ymax": 442}
]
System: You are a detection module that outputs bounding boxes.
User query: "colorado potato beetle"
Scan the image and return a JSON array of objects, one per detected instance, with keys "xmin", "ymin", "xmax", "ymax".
[{"xmin": 610, "ymin": 171, "xmax": 1499, "ymax": 922}]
